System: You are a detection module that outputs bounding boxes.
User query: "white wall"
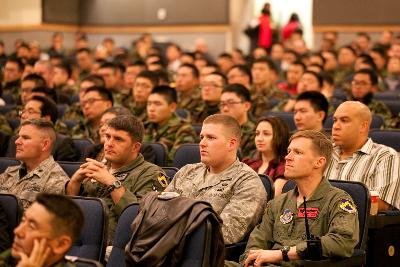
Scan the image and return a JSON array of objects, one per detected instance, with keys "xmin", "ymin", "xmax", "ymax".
[{"xmin": 0, "ymin": 0, "xmax": 41, "ymax": 25}]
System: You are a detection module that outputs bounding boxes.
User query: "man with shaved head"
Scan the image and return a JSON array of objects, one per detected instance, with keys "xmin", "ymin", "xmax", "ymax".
[
  {"xmin": 165, "ymin": 114, "xmax": 266, "ymax": 244},
  {"xmin": 0, "ymin": 119, "xmax": 69, "ymax": 209},
  {"xmin": 325, "ymin": 101, "xmax": 400, "ymax": 211}
]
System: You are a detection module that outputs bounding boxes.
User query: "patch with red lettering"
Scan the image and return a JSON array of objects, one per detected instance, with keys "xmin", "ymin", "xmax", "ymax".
[{"xmin": 297, "ymin": 207, "xmax": 319, "ymax": 218}]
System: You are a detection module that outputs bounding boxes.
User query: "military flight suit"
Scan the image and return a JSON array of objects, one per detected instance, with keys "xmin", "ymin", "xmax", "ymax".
[
  {"xmin": 165, "ymin": 159, "xmax": 267, "ymax": 244},
  {"xmin": 143, "ymin": 113, "xmax": 197, "ymax": 165},
  {"xmin": 177, "ymin": 87, "xmax": 202, "ymax": 112},
  {"xmin": 80, "ymin": 154, "xmax": 167, "ymax": 240},
  {"xmin": 0, "ymin": 249, "xmax": 76, "ymax": 267},
  {"xmin": 226, "ymin": 178, "xmax": 359, "ymax": 267},
  {"xmin": 240, "ymin": 120, "xmax": 256, "ymax": 158},
  {"xmin": 250, "ymin": 85, "xmax": 289, "ymax": 118},
  {"xmin": 191, "ymin": 101, "xmax": 220, "ymax": 124},
  {"xmin": 0, "ymin": 157, "xmax": 69, "ymax": 209}
]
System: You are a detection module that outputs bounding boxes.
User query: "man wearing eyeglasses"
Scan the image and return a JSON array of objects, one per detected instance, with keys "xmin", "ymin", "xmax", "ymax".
[
  {"xmin": 349, "ymin": 68, "xmax": 392, "ymax": 126},
  {"xmin": 3, "ymin": 96, "xmax": 77, "ymax": 162},
  {"xmin": 220, "ymin": 84, "xmax": 256, "ymax": 158},
  {"xmin": 192, "ymin": 72, "xmax": 227, "ymax": 123},
  {"xmin": 71, "ymin": 86, "xmax": 113, "ymax": 143}
]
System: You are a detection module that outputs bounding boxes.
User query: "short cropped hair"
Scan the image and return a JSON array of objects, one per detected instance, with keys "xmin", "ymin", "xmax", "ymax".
[
  {"xmin": 107, "ymin": 115, "xmax": 145, "ymax": 143},
  {"xmin": 290, "ymin": 130, "xmax": 332, "ymax": 170},
  {"xmin": 81, "ymin": 74, "xmax": 105, "ymax": 87},
  {"xmin": 151, "ymin": 85, "xmax": 177, "ymax": 104},
  {"xmin": 29, "ymin": 96, "xmax": 58, "ymax": 124},
  {"xmin": 136, "ymin": 70, "xmax": 159, "ymax": 87},
  {"xmin": 20, "ymin": 119, "xmax": 56, "ymax": 149},
  {"xmin": 354, "ymin": 68, "xmax": 378, "ymax": 85},
  {"xmin": 203, "ymin": 114, "xmax": 241, "ymax": 143},
  {"xmin": 222, "ymin": 83, "xmax": 251, "ymax": 102},
  {"xmin": 304, "ymin": 70, "xmax": 323, "ymax": 89},
  {"xmin": 209, "ymin": 71, "xmax": 228, "ymax": 86},
  {"xmin": 252, "ymin": 57, "xmax": 278, "ymax": 73},
  {"xmin": 296, "ymin": 91, "xmax": 329, "ymax": 122},
  {"xmin": 22, "ymin": 73, "xmax": 46, "ymax": 88},
  {"xmin": 179, "ymin": 63, "xmax": 199, "ymax": 79},
  {"xmin": 6, "ymin": 57, "xmax": 24, "ymax": 71},
  {"xmin": 36, "ymin": 193, "xmax": 84, "ymax": 242},
  {"xmin": 229, "ymin": 64, "xmax": 252, "ymax": 84},
  {"xmin": 85, "ymin": 86, "xmax": 113, "ymax": 105}
]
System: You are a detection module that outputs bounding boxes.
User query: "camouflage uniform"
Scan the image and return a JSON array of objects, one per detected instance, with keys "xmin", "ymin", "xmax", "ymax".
[
  {"xmin": 111, "ymin": 90, "xmax": 129, "ymax": 107},
  {"xmin": 240, "ymin": 120, "xmax": 256, "ymax": 158},
  {"xmin": 2, "ymin": 80, "xmax": 21, "ymax": 104},
  {"xmin": 165, "ymin": 159, "xmax": 267, "ymax": 244},
  {"xmin": 0, "ymin": 115, "xmax": 13, "ymax": 135},
  {"xmin": 334, "ymin": 67, "xmax": 354, "ymax": 90},
  {"xmin": 0, "ymin": 157, "xmax": 69, "ymax": 209},
  {"xmin": 70, "ymin": 120, "xmax": 99, "ymax": 144},
  {"xmin": 62, "ymin": 103, "xmax": 83, "ymax": 121},
  {"xmin": 367, "ymin": 99, "xmax": 393, "ymax": 128},
  {"xmin": 225, "ymin": 178, "xmax": 359, "ymax": 267},
  {"xmin": 55, "ymin": 83, "xmax": 78, "ymax": 96},
  {"xmin": 123, "ymin": 100, "xmax": 147, "ymax": 122},
  {"xmin": 250, "ymin": 85, "xmax": 289, "ymax": 118},
  {"xmin": 191, "ymin": 101, "xmax": 220, "ymax": 124},
  {"xmin": 0, "ymin": 249, "xmax": 76, "ymax": 267},
  {"xmin": 143, "ymin": 113, "xmax": 197, "ymax": 165},
  {"xmin": 177, "ymin": 87, "xmax": 202, "ymax": 112},
  {"xmin": 80, "ymin": 154, "xmax": 166, "ymax": 240}
]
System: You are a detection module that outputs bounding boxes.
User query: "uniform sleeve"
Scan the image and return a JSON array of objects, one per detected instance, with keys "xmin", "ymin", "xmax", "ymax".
[
  {"xmin": 168, "ymin": 124, "xmax": 197, "ymax": 163},
  {"xmin": 219, "ymin": 174, "xmax": 267, "ymax": 244},
  {"xmin": 112, "ymin": 165, "xmax": 164, "ymax": 217},
  {"xmin": 238, "ymin": 201, "xmax": 275, "ymax": 265},
  {"xmin": 319, "ymin": 193, "xmax": 359, "ymax": 258},
  {"xmin": 43, "ymin": 169, "xmax": 70, "ymax": 195}
]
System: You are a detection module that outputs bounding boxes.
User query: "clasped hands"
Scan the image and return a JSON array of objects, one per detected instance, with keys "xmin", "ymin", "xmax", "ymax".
[{"xmin": 73, "ymin": 158, "xmax": 116, "ymax": 186}]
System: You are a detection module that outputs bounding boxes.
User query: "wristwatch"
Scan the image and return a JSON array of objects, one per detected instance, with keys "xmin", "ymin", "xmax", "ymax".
[
  {"xmin": 281, "ymin": 246, "xmax": 290, "ymax": 262},
  {"xmin": 107, "ymin": 180, "xmax": 122, "ymax": 193}
]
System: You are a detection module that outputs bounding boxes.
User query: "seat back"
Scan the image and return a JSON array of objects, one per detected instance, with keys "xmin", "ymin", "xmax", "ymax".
[
  {"xmin": 259, "ymin": 174, "xmax": 274, "ymax": 202},
  {"xmin": 173, "ymin": 143, "xmax": 200, "ymax": 168},
  {"xmin": 141, "ymin": 142, "xmax": 167, "ymax": 166},
  {"xmin": 72, "ymin": 139, "xmax": 94, "ymax": 162},
  {"xmin": 282, "ymin": 179, "xmax": 370, "ymax": 250},
  {"xmin": 260, "ymin": 112, "xmax": 296, "ymax": 132},
  {"xmin": 0, "ymin": 157, "xmax": 19, "ymax": 173},
  {"xmin": 107, "ymin": 204, "xmax": 139, "ymax": 267},
  {"xmin": 58, "ymin": 161, "xmax": 83, "ymax": 178},
  {"xmin": 0, "ymin": 194, "xmax": 23, "ymax": 241},
  {"xmin": 369, "ymin": 129, "xmax": 400, "ymax": 151},
  {"xmin": 162, "ymin": 167, "xmax": 179, "ymax": 182},
  {"xmin": 68, "ymin": 197, "xmax": 108, "ymax": 262}
]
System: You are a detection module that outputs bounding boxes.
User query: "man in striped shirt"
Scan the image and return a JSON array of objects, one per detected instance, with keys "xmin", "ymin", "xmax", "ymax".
[{"xmin": 325, "ymin": 101, "xmax": 399, "ymax": 211}]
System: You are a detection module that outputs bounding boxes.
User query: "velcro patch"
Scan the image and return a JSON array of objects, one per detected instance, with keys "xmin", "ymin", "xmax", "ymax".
[
  {"xmin": 298, "ymin": 207, "xmax": 319, "ymax": 218},
  {"xmin": 339, "ymin": 198, "xmax": 356, "ymax": 213}
]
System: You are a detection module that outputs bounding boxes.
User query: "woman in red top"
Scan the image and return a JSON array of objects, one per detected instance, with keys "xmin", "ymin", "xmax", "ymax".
[{"xmin": 243, "ymin": 116, "xmax": 290, "ymax": 197}]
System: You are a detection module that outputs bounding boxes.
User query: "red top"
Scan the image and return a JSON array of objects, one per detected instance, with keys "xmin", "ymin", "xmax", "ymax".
[
  {"xmin": 242, "ymin": 157, "xmax": 286, "ymax": 181},
  {"xmin": 258, "ymin": 14, "xmax": 273, "ymax": 48},
  {"xmin": 282, "ymin": 21, "xmax": 301, "ymax": 41}
]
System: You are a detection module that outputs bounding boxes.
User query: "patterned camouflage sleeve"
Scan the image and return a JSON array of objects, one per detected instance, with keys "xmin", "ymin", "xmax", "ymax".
[
  {"xmin": 166, "ymin": 123, "xmax": 197, "ymax": 165},
  {"xmin": 220, "ymin": 172, "xmax": 267, "ymax": 244},
  {"xmin": 42, "ymin": 168, "xmax": 70, "ymax": 195},
  {"xmin": 368, "ymin": 101, "xmax": 393, "ymax": 129}
]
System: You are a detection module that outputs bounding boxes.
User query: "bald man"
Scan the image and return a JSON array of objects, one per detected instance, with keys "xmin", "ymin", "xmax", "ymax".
[{"xmin": 325, "ymin": 101, "xmax": 400, "ymax": 211}]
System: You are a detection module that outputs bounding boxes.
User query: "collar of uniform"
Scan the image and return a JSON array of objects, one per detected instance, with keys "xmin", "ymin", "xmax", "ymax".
[
  {"xmin": 199, "ymin": 158, "xmax": 240, "ymax": 189},
  {"xmin": 293, "ymin": 177, "xmax": 331, "ymax": 202},
  {"xmin": 153, "ymin": 113, "xmax": 181, "ymax": 133},
  {"xmin": 112, "ymin": 153, "xmax": 144, "ymax": 175},
  {"xmin": 19, "ymin": 156, "xmax": 55, "ymax": 180}
]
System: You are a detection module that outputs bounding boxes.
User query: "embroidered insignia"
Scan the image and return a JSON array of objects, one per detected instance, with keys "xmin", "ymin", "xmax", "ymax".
[
  {"xmin": 280, "ymin": 209, "xmax": 293, "ymax": 224},
  {"xmin": 158, "ymin": 174, "xmax": 169, "ymax": 188},
  {"xmin": 339, "ymin": 199, "xmax": 356, "ymax": 213},
  {"xmin": 115, "ymin": 173, "xmax": 128, "ymax": 181},
  {"xmin": 298, "ymin": 207, "xmax": 319, "ymax": 218}
]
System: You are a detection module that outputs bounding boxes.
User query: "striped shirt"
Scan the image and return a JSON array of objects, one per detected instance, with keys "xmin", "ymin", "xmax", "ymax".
[{"xmin": 325, "ymin": 138, "xmax": 400, "ymax": 209}]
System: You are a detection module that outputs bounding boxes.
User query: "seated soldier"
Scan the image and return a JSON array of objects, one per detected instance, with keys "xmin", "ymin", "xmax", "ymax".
[
  {"xmin": 175, "ymin": 63, "xmax": 202, "ymax": 112},
  {"xmin": 226, "ymin": 130, "xmax": 359, "ymax": 266},
  {"xmin": 5, "ymin": 95, "xmax": 77, "ymax": 161},
  {"xmin": 0, "ymin": 193, "xmax": 84, "ymax": 267},
  {"xmin": 293, "ymin": 91, "xmax": 329, "ymax": 133},
  {"xmin": 144, "ymin": 86, "xmax": 197, "ymax": 164},
  {"xmin": 220, "ymin": 84, "xmax": 256, "ymax": 158},
  {"xmin": 67, "ymin": 115, "xmax": 166, "ymax": 239},
  {"xmin": 0, "ymin": 119, "xmax": 69, "ymax": 209},
  {"xmin": 325, "ymin": 101, "xmax": 400, "ymax": 211},
  {"xmin": 71, "ymin": 86, "xmax": 113, "ymax": 143},
  {"xmin": 192, "ymin": 71, "xmax": 227, "ymax": 123},
  {"xmin": 165, "ymin": 114, "xmax": 267, "ymax": 244}
]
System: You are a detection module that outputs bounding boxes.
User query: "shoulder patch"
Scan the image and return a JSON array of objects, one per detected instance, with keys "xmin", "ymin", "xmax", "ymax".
[
  {"xmin": 158, "ymin": 173, "xmax": 169, "ymax": 188},
  {"xmin": 339, "ymin": 198, "xmax": 357, "ymax": 213}
]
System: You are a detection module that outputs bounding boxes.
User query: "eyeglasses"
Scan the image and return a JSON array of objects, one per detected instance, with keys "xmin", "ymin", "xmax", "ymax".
[
  {"xmin": 219, "ymin": 100, "xmax": 244, "ymax": 108},
  {"xmin": 81, "ymin": 98, "xmax": 105, "ymax": 106},
  {"xmin": 351, "ymin": 80, "xmax": 371, "ymax": 87},
  {"xmin": 19, "ymin": 108, "xmax": 41, "ymax": 116}
]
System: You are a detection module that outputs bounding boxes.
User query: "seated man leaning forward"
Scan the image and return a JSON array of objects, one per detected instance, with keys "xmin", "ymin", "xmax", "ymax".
[
  {"xmin": 226, "ymin": 130, "xmax": 359, "ymax": 267},
  {"xmin": 66, "ymin": 115, "xmax": 166, "ymax": 239},
  {"xmin": 0, "ymin": 193, "xmax": 84, "ymax": 267},
  {"xmin": 0, "ymin": 119, "xmax": 69, "ymax": 209},
  {"xmin": 165, "ymin": 114, "xmax": 267, "ymax": 244}
]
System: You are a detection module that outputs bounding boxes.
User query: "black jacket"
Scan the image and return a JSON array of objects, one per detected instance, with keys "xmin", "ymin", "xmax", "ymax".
[{"xmin": 125, "ymin": 191, "xmax": 225, "ymax": 267}]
